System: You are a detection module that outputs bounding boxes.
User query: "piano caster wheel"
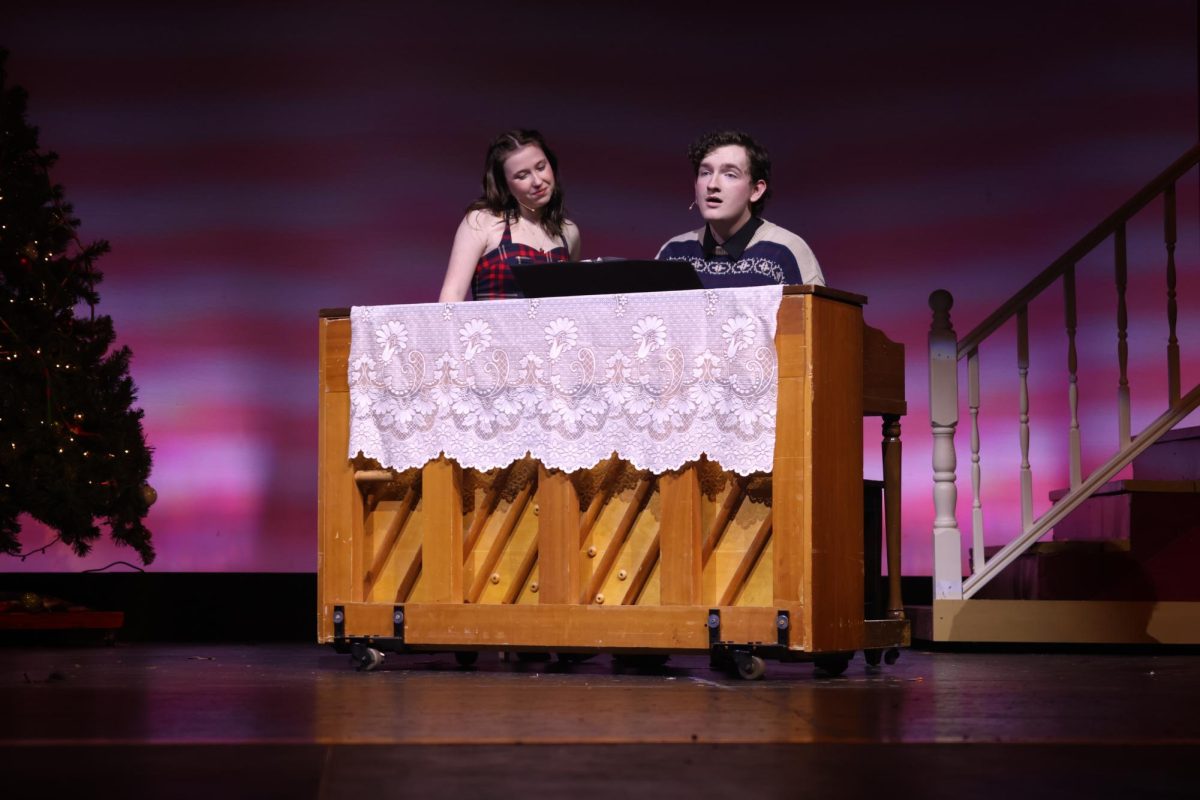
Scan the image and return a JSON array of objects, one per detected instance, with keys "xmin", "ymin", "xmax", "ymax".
[
  {"xmin": 814, "ymin": 653, "xmax": 850, "ymax": 677},
  {"xmin": 352, "ymin": 645, "xmax": 384, "ymax": 672},
  {"xmin": 733, "ymin": 653, "xmax": 766, "ymax": 681}
]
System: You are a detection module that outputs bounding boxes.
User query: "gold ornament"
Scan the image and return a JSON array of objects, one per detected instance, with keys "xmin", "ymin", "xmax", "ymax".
[{"xmin": 141, "ymin": 484, "xmax": 158, "ymax": 507}]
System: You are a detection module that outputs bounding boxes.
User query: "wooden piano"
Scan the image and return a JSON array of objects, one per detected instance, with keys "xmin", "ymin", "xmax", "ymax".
[{"xmin": 317, "ymin": 285, "xmax": 908, "ymax": 679}]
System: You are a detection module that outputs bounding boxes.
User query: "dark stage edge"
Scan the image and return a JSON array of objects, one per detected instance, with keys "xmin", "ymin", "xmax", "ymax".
[
  {"xmin": 3, "ymin": 743, "xmax": 1197, "ymax": 799},
  {"xmin": 2, "ymin": 644, "xmax": 1198, "ymax": 798}
]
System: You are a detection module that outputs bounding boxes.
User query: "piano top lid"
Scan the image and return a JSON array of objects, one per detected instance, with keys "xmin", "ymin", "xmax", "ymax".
[
  {"xmin": 782, "ymin": 284, "xmax": 867, "ymax": 306},
  {"xmin": 321, "ymin": 284, "xmax": 866, "ymax": 319}
]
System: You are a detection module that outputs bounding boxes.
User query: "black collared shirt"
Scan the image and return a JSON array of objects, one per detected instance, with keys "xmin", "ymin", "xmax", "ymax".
[{"xmin": 702, "ymin": 216, "xmax": 764, "ymax": 260}]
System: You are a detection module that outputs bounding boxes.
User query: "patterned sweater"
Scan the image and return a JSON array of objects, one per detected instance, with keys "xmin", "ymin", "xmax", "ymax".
[{"xmin": 655, "ymin": 218, "xmax": 824, "ymax": 288}]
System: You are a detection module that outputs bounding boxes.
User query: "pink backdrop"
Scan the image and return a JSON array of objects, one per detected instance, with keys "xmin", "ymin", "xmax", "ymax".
[{"xmin": 2, "ymin": 1, "xmax": 1197, "ymax": 573}]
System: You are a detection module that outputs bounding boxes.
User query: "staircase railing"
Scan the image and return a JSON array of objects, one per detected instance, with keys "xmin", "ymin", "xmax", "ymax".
[{"xmin": 928, "ymin": 143, "xmax": 1200, "ymax": 600}]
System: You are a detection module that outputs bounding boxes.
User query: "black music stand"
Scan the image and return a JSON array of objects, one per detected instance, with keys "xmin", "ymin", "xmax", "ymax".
[{"xmin": 511, "ymin": 259, "xmax": 703, "ymax": 298}]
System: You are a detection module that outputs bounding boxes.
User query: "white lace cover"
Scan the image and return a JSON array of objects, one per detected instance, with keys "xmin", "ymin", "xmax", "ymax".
[{"xmin": 348, "ymin": 285, "xmax": 782, "ymax": 475}]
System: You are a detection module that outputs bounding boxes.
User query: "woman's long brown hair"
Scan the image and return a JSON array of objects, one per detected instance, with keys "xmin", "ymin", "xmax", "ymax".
[{"xmin": 468, "ymin": 129, "xmax": 567, "ymax": 238}]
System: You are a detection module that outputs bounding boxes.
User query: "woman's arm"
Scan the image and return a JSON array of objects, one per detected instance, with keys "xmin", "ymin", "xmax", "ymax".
[{"xmin": 438, "ymin": 211, "xmax": 493, "ymax": 302}]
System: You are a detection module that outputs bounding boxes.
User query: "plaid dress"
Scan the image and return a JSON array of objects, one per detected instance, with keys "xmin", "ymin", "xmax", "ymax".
[{"xmin": 471, "ymin": 218, "xmax": 570, "ymax": 300}]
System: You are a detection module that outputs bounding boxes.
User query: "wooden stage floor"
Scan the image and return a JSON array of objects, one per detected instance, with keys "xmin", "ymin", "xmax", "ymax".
[{"xmin": 2, "ymin": 643, "xmax": 1197, "ymax": 798}]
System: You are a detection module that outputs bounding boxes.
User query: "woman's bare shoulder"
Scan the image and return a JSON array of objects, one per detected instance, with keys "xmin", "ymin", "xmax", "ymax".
[{"xmin": 462, "ymin": 208, "xmax": 505, "ymax": 232}]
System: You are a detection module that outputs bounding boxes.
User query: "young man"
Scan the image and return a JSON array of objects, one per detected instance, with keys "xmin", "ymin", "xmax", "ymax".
[{"xmin": 656, "ymin": 131, "xmax": 824, "ymax": 288}]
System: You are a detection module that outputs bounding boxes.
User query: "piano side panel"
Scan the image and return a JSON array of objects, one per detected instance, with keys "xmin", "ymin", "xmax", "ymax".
[
  {"xmin": 807, "ymin": 296, "xmax": 865, "ymax": 652},
  {"xmin": 318, "ymin": 316, "xmax": 357, "ymax": 642}
]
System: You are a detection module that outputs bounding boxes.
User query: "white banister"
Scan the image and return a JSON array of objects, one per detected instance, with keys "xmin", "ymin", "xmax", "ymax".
[
  {"xmin": 1115, "ymin": 224, "xmax": 1131, "ymax": 447},
  {"xmin": 1017, "ymin": 306, "xmax": 1032, "ymax": 532},
  {"xmin": 929, "ymin": 290, "xmax": 962, "ymax": 599},
  {"xmin": 1165, "ymin": 183, "xmax": 1180, "ymax": 404},
  {"xmin": 1064, "ymin": 264, "xmax": 1081, "ymax": 489},
  {"xmin": 928, "ymin": 144, "xmax": 1199, "ymax": 602},
  {"xmin": 968, "ymin": 348, "xmax": 984, "ymax": 573}
]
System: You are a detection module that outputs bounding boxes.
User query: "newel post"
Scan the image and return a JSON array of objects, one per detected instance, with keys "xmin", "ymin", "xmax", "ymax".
[{"xmin": 928, "ymin": 290, "xmax": 963, "ymax": 599}]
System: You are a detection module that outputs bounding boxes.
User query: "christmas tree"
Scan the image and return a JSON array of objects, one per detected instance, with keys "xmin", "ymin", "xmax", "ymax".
[{"xmin": 0, "ymin": 50, "xmax": 155, "ymax": 564}]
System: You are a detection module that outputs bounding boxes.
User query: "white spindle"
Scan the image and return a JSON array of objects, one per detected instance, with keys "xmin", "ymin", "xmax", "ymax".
[
  {"xmin": 929, "ymin": 290, "xmax": 963, "ymax": 599},
  {"xmin": 1115, "ymin": 224, "xmax": 1131, "ymax": 446},
  {"xmin": 1165, "ymin": 183, "xmax": 1180, "ymax": 404},
  {"xmin": 1064, "ymin": 265, "xmax": 1081, "ymax": 488},
  {"xmin": 968, "ymin": 349, "xmax": 984, "ymax": 573},
  {"xmin": 1017, "ymin": 306, "xmax": 1032, "ymax": 532}
]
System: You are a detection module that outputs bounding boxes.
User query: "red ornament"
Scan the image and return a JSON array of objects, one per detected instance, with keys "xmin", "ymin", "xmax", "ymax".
[{"xmin": 65, "ymin": 421, "xmax": 98, "ymax": 437}]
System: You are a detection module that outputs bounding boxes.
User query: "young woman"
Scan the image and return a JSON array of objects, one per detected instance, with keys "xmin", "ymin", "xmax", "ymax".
[{"xmin": 439, "ymin": 129, "xmax": 582, "ymax": 301}]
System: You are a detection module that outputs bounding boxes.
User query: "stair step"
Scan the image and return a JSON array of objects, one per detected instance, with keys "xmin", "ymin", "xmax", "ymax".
[
  {"xmin": 984, "ymin": 541, "xmax": 1128, "ymax": 556},
  {"xmin": 973, "ymin": 540, "xmax": 1196, "ymax": 601},
  {"xmin": 1132, "ymin": 424, "xmax": 1200, "ymax": 481},
  {"xmin": 1048, "ymin": 481, "xmax": 1200, "ymax": 545},
  {"xmin": 978, "ymin": 541, "xmax": 1135, "ymax": 601},
  {"xmin": 1048, "ymin": 479, "xmax": 1199, "ymax": 502},
  {"xmin": 975, "ymin": 527, "xmax": 1200, "ymax": 602},
  {"xmin": 975, "ymin": 428, "xmax": 1200, "ymax": 604}
]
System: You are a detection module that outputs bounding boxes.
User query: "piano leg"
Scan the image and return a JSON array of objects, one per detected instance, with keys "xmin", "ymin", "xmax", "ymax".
[{"xmin": 882, "ymin": 414, "xmax": 905, "ymax": 620}]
